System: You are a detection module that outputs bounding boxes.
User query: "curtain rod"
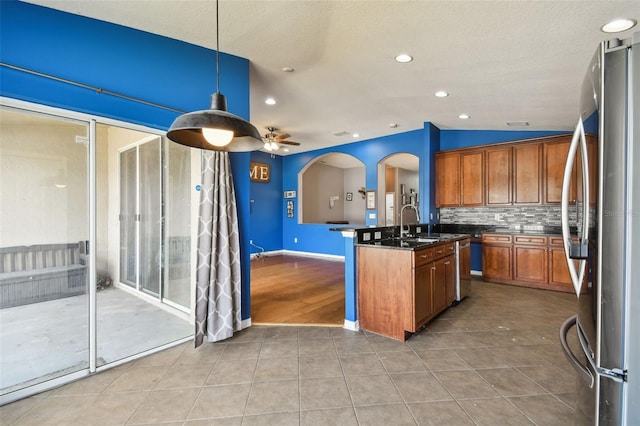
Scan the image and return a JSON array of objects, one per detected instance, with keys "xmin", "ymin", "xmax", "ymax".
[{"xmin": 1, "ymin": 62, "xmax": 186, "ymax": 114}]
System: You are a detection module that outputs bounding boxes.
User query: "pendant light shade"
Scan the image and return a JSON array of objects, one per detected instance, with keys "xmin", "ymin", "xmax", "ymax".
[
  {"xmin": 166, "ymin": 0, "xmax": 263, "ymax": 152},
  {"xmin": 167, "ymin": 94, "xmax": 263, "ymax": 151}
]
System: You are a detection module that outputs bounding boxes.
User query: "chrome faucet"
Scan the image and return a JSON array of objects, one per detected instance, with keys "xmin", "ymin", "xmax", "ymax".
[{"xmin": 400, "ymin": 203, "xmax": 421, "ymax": 238}]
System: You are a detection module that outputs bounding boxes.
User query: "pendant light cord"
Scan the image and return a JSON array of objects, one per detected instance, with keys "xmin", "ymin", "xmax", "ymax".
[{"xmin": 216, "ymin": 0, "xmax": 220, "ymax": 95}]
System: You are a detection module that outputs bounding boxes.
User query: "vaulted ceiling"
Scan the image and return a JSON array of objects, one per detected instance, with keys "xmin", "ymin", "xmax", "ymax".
[{"xmin": 25, "ymin": 0, "xmax": 640, "ymax": 155}]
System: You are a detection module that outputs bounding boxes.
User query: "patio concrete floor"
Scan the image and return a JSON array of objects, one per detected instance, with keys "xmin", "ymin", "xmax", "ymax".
[{"xmin": 0, "ymin": 287, "xmax": 193, "ymax": 395}]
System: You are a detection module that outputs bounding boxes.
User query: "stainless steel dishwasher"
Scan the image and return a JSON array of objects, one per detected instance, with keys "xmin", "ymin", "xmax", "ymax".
[{"xmin": 455, "ymin": 239, "xmax": 471, "ymax": 301}]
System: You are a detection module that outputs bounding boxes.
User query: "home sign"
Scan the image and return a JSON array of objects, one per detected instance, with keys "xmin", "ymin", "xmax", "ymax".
[{"xmin": 250, "ymin": 162, "xmax": 270, "ymax": 183}]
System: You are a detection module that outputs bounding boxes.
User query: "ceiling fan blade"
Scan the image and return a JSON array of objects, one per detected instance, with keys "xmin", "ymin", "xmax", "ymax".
[
  {"xmin": 274, "ymin": 133, "xmax": 291, "ymax": 142},
  {"xmin": 279, "ymin": 140, "xmax": 301, "ymax": 146}
]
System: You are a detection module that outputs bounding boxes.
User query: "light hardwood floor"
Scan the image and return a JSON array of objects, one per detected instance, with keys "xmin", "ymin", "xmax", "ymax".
[{"xmin": 250, "ymin": 254, "xmax": 345, "ymax": 326}]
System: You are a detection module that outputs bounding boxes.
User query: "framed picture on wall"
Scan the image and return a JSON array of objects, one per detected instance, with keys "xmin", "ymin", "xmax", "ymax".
[
  {"xmin": 346, "ymin": 192, "xmax": 353, "ymax": 201},
  {"xmin": 366, "ymin": 190, "xmax": 376, "ymax": 209}
]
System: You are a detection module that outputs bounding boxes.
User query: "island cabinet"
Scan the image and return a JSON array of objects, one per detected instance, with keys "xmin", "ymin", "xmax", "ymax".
[
  {"xmin": 357, "ymin": 242, "xmax": 456, "ymax": 341},
  {"xmin": 482, "ymin": 233, "xmax": 579, "ymax": 293}
]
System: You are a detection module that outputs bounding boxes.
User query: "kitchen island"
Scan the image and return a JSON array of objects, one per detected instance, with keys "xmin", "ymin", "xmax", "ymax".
[{"xmin": 355, "ymin": 227, "xmax": 470, "ymax": 341}]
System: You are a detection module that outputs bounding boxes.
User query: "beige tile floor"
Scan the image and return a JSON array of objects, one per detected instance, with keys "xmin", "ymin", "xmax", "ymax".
[{"xmin": 0, "ymin": 280, "xmax": 581, "ymax": 425}]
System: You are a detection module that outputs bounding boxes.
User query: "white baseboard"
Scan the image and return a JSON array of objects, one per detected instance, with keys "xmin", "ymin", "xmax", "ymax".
[
  {"xmin": 281, "ymin": 250, "xmax": 345, "ymax": 262},
  {"xmin": 241, "ymin": 318, "xmax": 252, "ymax": 329},
  {"xmin": 343, "ymin": 319, "xmax": 359, "ymax": 331}
]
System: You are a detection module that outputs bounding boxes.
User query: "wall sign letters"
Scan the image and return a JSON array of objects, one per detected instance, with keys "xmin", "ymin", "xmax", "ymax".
[{"xmin": 250, "ymin": 162, "xmax": 270, "ymax": 183}]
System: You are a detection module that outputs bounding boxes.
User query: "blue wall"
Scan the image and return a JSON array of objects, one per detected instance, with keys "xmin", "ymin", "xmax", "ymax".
[
  {"xmin": 281, "ymin": 128, "xmax": 430, "ymax": 256},
  {"xmin": 249, "ymin": 152, "xmax": 283, "ymax": 254},
  {"xmin": 1, "ymin": 1, "xmax": 255, "ymax": 320}
]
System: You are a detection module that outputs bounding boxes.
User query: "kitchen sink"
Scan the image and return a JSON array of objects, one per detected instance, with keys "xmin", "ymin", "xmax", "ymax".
[{"xmin": 402, "ymin": 237, "xmax": 440, "ymax": 243}]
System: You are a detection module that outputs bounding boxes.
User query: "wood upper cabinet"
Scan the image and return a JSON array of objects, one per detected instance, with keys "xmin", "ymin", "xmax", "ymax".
[
  {"xmin": 544, "ymin": 139, "xmax": 577, "ymax": 204},
  {"xmin": 513, "ymin": 143, "xmax": 542, "ymax": 204},
  {"xmin": 485, "ymin": 147, "xmax": 512, "ymax": 205},
  {"xmin": 435, "ymin": 150, "xmax": 484, "ymax": 207},
  {"xmin": 436, "ymin": 134, "xmax": 596, "ymax": 207},
  {"xmin": 577, "ymin": 135, "xmax": 598, "ymax": 206},
  {"xmin": 461, "ymin": 151, "xmax": 484, "ymax": 206},
  {"xmin": 435, "ymin": 152, "xmax": 460, "ymax": 207}
]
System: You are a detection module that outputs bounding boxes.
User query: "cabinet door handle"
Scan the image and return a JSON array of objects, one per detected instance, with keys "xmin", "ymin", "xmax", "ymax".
[
  {"xmin": 444, "ymin": 261, "xmax": 450, "ymax": 265},
  {"xmin": 420, "ymin": 254, "xmax": 428, "ymax": 259},
  {"xmin": 436, "ymin": 250, "xmax": 443, "ymax": 254}
]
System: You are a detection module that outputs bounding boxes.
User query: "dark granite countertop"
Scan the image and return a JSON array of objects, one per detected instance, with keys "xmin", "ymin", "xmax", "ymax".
[
  {"xmin": 432, "ymin": 223, "xmax": 576, "ymax": 240},
  {"xmin": 355, "ymin": 233, "xmax": 470, "ymax": 251}
]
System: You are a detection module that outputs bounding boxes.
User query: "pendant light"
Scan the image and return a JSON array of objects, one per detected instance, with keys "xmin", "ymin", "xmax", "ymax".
[{"xmin": 167, "ymin": 0, "xmax": 263, "ymax": 151}]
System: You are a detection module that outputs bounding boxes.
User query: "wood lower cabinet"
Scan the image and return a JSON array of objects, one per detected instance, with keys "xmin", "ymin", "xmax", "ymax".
[
  {"xmin": 482, "ymin": 233, "xmax": 578, "ymax": 293},
  {"xmin": 414, "ymin": 264, "xmax": 434, "ymax": 328},
  {"xmin": 357, "ymin": 241, "xmax": 459, "ymax": 341},
  {"xmin": 482, "ymin": 234, "xmax": 512, "ymax": 281},
  {"xmin": 512, "ymin": 235, "xmax": 548, "ymax": 284}
]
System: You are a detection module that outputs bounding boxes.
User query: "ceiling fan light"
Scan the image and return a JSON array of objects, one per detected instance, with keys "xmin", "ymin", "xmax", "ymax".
[{"xmin": 270, "ymin": 141, "xmax": 279, "ymax": 151}]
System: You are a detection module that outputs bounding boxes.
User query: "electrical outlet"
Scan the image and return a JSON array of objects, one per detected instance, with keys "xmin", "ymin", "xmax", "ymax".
[
  {"xmin": 294, "ymin": 237, "xmax": 298, "ymax": 243},
  {"xmin": 494, "ymin": 213, "xmax": 501, "ymax": 221}
]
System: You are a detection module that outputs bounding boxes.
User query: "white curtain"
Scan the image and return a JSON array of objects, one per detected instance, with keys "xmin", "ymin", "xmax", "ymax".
[{"xmin": 194, "ymin": 151, "xmax": 242, "ymax": 347}]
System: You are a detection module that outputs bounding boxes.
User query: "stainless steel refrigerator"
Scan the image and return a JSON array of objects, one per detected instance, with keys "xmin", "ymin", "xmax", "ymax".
[{"xmin": 559, "ymin": 31, "xmax": 639, "ymax": 424}]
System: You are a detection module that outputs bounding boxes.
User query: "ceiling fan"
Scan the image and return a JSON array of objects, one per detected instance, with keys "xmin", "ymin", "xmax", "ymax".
[{"xmin": 263, "ymin": 126, "xmax": 301, "ymax": 151}]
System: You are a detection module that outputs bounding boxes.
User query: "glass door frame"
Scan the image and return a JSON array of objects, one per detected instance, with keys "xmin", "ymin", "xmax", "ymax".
[{"xmin": 0, "ymin": 97, "xmax": 193, "ymax": 406}]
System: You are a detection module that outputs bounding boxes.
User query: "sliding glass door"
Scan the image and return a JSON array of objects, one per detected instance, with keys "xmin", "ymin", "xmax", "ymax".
[
  {"xmin": 1, "ymin": 102, "xmax": 193, "ymax": 403},
  {"xmin": 119, "ymin": 138, "xmax": 162, "ymax": 296},
  {"xmin": 0, "ymin": 107, "xmax": 90, "ymax": 395}
]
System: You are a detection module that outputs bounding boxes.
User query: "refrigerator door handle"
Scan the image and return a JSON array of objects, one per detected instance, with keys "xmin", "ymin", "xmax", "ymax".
[
  {"xmin": 561, "ymin": 117, "xmax": 589, "ymax": 297},
  {"xmin": 559, "ymin": 315, "xmax": 594, "ymax": 388}
]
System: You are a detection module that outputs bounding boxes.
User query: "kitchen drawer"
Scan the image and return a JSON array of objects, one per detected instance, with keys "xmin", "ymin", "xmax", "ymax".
[
  {"xmin": 414, "ymin": 248, "xmax": 433, "ymax": 267},
  {"xmin": 433, "ymin": 242, "xmax": 455, "ymax": 260},
  {"xmin": 549, "ymin": 235, "xmax": 579, "ymax": 246},
  {"xmin": 514, "ymin": 235, "xmax": 548, "ymax": 246},
  {"xmin": 482, "ymin": 233, "xmax": 512, "ymax": 244}
]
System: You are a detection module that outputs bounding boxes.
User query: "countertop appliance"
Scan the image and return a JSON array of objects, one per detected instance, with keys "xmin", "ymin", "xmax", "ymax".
[{"xmin": 559, "ymin": 32, "xmax": 639, "ymax": 424}]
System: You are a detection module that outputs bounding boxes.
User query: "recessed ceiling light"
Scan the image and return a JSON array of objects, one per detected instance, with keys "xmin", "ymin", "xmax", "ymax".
[
  {"xmin": 283, "ymin": 148, "xmax": 289, "ymax": 152},
  {"xmin": 395, "ymin": 54, "xmax": 413, "ymax": 63},
  {"xmin": 265, "ymin": 98, "xmax": 276, "ymax": 105},
  {"xmin": 282, "ymin": 67, "xmax": 295, "ymax": 72},
  {"xmin": 506, "ymin": 121, "xmax": 530, "ymax": 127},
  {"xmin": 601, "ymin": 18, "xmax": 637, "ymax": 33},
  {"xmin": 458, "ymin": 114, "xmax": 470, "ymax": 119},
  {"xmin": 389, "ymin": 123, "xmax": 398, "ymax": 128},
  {"xmin": 352, "ymin": 133, "xmax": 360, "ymax": 138},
  {"xmin": 435, "ymin": 91, "xmax": 449, "ymax": 98}
]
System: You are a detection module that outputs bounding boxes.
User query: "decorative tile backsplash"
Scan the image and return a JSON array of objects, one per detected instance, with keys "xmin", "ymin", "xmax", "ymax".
[{"xmin": 440, "ymin": 206, "xmax": 587, "ymax": 227}]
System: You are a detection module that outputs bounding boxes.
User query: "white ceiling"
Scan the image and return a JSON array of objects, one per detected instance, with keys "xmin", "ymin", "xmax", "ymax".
[{"xmin": 24, "ymin": 0, "xmax": 640, "ymax": 156}]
